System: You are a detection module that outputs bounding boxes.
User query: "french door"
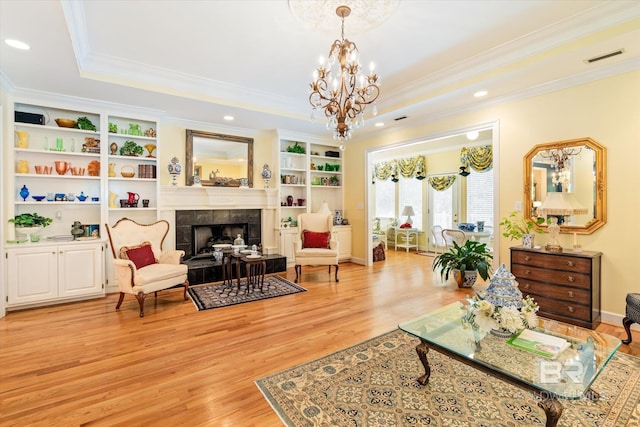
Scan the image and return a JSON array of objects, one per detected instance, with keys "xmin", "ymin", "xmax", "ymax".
[{"xmin": 427, "ymin": 178, "xmax": 459, "ymax": 252}]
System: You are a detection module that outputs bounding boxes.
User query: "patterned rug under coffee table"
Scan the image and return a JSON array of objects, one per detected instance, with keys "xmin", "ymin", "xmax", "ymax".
[
  {"xmin": 188, "ymin": 275, "xmax": 306, "ymax": 311},
  {"xmin": 256, "ymin": 329, "xmax": 640, "ymax": 426}
]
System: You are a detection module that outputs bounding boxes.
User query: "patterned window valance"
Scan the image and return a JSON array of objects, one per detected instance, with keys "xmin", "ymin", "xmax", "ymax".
[
  {"xmin": 428, "ymin": 175, "xmax": 456, "ymax": 191},
  {"xmin": 373, "ymin": 155, "xmax": 426, "ymax": 182},
  {"xmin": 460, "ymin": 145, "xmax": 493, "ymax": 172}
]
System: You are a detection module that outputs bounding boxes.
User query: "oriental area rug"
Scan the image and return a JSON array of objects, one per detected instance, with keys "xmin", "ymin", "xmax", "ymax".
[
  {"xmin": 188, "ymin": 275, "xmax": 306, "ymax": 311},
  {"xmin": 256, "ymin": 329, "xmax": 640, "ymax": 426}
]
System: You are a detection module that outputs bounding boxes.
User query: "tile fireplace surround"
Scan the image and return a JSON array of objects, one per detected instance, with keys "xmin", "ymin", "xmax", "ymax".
[
  {"xmin": 158, "ymin": 186, "xmax": 279, "ymax": 252},
  {"xmin": 157, "ymin": 186, "xmax": 284, "ymax": 285}
]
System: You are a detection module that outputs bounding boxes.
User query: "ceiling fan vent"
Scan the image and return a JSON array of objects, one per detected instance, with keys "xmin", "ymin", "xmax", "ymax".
[
  {"xmin": 585, "ymin": 49, "xmax": 624, "ymax": 64},
  {"xmin": 394, "ymin": 116, "xmax": 407, "ymax": 121}
]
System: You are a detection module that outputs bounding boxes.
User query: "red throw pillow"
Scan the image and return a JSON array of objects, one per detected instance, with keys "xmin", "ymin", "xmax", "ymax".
[
  {"xmin": 120, "ymin": 242, "xmax": 157, "ymax": 269},
  {"xmin": 302, "ymin": 230, "xmax": 330, "ymax": 249}
]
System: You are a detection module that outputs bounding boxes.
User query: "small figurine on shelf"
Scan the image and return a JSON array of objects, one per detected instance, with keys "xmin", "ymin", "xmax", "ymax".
[
  {"xmin": 168, "ymin": 156, "xmax": 182, "ymax": 186},
  {"xmin": 71, "ymin": 221, "xmax": 84, "ymax": 240}
]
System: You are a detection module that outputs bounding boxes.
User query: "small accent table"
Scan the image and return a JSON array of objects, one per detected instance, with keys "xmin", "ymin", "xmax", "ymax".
[
  {"xmin": 399, "ymin": 302, "xmax": 620, "ymax": 427},
  {"xmin": 242, "ymin": 255, "xmax": 267, "ymax": 292},
  {"xmin": 393, "ymin": 227, "xmax": 419, "ymax": 252},
  {"xmin": 221, "ymin": 250, "xmax": 242, "ymax": 291}
]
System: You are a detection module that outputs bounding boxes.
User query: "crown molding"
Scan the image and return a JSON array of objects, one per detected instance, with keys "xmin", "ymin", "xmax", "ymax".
[{"xmin": 379, "ymin": 2, "xmax": 640, "ymax": 113}]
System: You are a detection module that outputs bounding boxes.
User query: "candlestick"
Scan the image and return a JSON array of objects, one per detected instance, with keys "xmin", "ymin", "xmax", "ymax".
[{"xmin": 572, "ymin": 232, "xmax": 582, "ymax": 252}]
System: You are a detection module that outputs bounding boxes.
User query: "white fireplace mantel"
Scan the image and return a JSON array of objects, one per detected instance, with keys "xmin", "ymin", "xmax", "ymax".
[{"xmin": 159, "ymin": 185, "xmax": 279, "ymax": 210}]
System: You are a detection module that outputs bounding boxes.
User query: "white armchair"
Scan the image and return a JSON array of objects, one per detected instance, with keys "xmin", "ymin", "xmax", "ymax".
[
  {"xmin": 105, "ymin": 218, "xmax": 189, "ymax": 317},
  {"xmin": 293, "ymin": 213, "xmax": 339, "ymax": 283}
]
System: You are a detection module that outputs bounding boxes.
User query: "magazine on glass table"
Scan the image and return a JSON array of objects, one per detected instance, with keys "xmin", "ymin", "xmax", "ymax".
[{"xmin": 507, "ymin": 329, "xmax": 571, "ymax": 359}]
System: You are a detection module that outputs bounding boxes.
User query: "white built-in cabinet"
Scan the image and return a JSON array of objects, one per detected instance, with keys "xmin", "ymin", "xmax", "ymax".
[
  {"xmin": 332, "ymin": 225, "xmax": 352, "ymax": 262},
  {"xmin": 279, "ymin": 228, "xmax": 299, "ymax": 268},
  {"xmin": 4, "ymin": 99, "xmax": 159, "ymax": 309},
  {"xmin": 6, "ymin": 242, "xmax": 105, "ymax": 307},
  {"xmin": 277, "ymin": 139, "xmax": 350, "ymax": 265}
]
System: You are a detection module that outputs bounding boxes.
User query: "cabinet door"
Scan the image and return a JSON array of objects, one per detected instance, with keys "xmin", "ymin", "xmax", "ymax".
[
  {"xmin": 333, "ymin": 226, "xmax": 352, "ymax": 261},
  {"xmin": 58, "ymin": 243, "xmax": 104, "ymax": 297},
  {"xmin": 7, "ymin": 247, "xmax": 58, "ymax": 305},
  {"xmin": 279, "ymin": 228, "xmax": 299, "ymax": 267}
]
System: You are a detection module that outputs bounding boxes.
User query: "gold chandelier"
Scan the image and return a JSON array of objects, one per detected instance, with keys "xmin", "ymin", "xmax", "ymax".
[{"xmin": 308, "ymin": 5, "xmax": 380, "ymax": 140}]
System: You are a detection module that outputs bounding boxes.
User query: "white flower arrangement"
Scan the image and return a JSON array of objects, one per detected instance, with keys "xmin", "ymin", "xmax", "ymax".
[{"xmin": 461, "ymin": 294, "xmax": 539, "ymax": 337}]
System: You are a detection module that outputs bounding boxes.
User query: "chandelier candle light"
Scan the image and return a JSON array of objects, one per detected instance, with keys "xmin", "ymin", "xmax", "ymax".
[{"xmin": 308, "ymin": 5, "xmax": 380, "ymax": 141}]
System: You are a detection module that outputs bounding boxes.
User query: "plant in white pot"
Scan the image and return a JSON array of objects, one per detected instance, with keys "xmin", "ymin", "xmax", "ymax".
[
  {"xmin": 431, "ymin": 240, "xmax": 493, "ymax": 288},
  {"xmin": 9, "ymin": 212, "xmax": 53, "ymax": 242},
  {"xmin": 499, "ymin": 211, "xmax": 547, "ymax": 248}
]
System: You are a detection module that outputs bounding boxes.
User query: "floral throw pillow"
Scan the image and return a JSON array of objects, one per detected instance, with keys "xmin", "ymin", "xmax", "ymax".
[
  {"xmin": 302, "ymin": 230, "xmax": 330, "ymax": 249},
  {"xmin": 120, "ymin": 241, "xmax": 157, "ymax": 269}
]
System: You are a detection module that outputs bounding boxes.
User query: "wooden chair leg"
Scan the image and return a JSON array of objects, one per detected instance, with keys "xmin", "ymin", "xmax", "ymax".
[
  {"xmin": 334, "ymin": 264, "xmax": 339, "ymax": 282},
  {"xmin": 115, "ymin": 292, "xmax": 125, "ymax": 310},
  {"xmin": 294, "ymin": 265, "xmax": 301, "ymax": 283},
  {"xmin": 183, "ymin": 279, "xmax": 190, "ymax": 300},
  {"xmin": 135, "ymin": 292, "xmax": 147, "ymax": 318},
  {"xmin": 623, "ymin": 316, "xmax": 635, "ymax": 344}
]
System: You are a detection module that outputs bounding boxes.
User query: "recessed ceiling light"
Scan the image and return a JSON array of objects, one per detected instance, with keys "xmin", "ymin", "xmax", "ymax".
[
  {"xmin": 474, "ymin": 90, "xmax": 488, "ymax": 98},
  {"xmin": 223, "ymin": 115, "xmax": 234, "ymax": 121},
  {"xmin": 374, "ymin": 122, "xmax": 384, "ymax": 127},
  {"xmin": 5, "ymin": 39, "xmax": 30, "ymax": 50}
]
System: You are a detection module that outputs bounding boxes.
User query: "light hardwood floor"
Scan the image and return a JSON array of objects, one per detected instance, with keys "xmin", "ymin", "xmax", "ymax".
[{"xmin": 1, "ymin": 250, "xmax": 638, "ymax": 426}]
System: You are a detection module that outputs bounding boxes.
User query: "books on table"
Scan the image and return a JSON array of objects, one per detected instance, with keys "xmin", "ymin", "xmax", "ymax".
[{"xmin": 507, "ymin": 329, "xmax": 571, "ymax": 359}]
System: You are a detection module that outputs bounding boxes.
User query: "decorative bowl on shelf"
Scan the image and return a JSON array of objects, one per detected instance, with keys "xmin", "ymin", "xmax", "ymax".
[
  {"xmin": 55, "ymin": 118, "xmax": 77, "ymax": 128},
  {"xmin": 32, "ymin": 195, "xmax": 46, "ymax": 202}
]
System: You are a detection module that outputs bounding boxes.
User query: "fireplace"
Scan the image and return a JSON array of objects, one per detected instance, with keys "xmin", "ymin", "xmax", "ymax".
[
  {"xmin": 175, "ymin": 209, "xmax": 261, "ymax": 260},
  {"xmin": 192, "ymin": 222, "xmax": 248, "ymax": 258}
]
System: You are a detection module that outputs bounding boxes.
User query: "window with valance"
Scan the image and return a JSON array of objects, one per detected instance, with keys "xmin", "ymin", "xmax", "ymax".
[
  {"xmin": 428, "ymin": 175, "xmax": 457, "ymax": 191},
  {"xmin": 372, "ymin": 155, "xmax": 426, "ymax": 183},
  {"xmin": 460, "ymin": 145, "xmax": 493, "ymax": 172}
]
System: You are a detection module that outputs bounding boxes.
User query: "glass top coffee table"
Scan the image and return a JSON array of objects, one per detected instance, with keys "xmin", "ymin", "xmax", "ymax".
[{"xmin": 399, "ymin": 301, "xmax": 621, "ymax": 427}]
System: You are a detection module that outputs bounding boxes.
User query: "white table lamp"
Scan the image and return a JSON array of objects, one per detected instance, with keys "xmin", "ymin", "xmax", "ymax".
[{"xmin": 401, "ymin": 205, "xmax": 415, "ymax": 226}]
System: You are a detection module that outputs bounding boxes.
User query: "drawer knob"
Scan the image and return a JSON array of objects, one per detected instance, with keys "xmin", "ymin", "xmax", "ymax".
[
  {"xmin": 524, "ymin": 269, "xmax": 531, "ymax": 275},
  {"xmin": 568, "ymin": 290, "xmax": 575, "ymax": 298},
  {"xmin": 567, "ymin": 275, "xmax": 575, "ymax": 282},
  {"xmin": 566, "ymin": 261, "xmax": 575, "ymax": 267},
  {"xmin": 523, "ymin": 283, "xmax": 531, "ymax": 289},
  {"xmin": 567, "ymin": 306, "xmax": 575, "ymax": 313},
  {"xmin": 524, "ymin": 256, "xmax": 531, "ymax": 261}
]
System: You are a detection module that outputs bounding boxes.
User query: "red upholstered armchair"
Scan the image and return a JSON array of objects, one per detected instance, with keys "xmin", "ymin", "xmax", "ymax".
[
  {"xmin": 105, "ymin": 218, "xmax": 189, "ymax": 317},
  {"xmin": 293, "ymin": 213, "xmax": 339, "ymax": 283}
]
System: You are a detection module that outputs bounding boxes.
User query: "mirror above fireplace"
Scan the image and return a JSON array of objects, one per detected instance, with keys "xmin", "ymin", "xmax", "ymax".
[{"xmin": 185, "ymin": 129, "xmax": 254, "ymax": 187}]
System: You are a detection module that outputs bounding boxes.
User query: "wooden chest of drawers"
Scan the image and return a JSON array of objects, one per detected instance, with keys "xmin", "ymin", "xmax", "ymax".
[{"xmin": 510, "ymin": 247, "xmax": 602, "ymax": 329}]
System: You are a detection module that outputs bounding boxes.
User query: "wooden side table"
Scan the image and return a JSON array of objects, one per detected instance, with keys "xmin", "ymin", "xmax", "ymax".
[
  {"xmin": 242, "ymin": 256, "xmax": 267, "ymax": 292},
  {"xmin": 221, "ymin": 250, "xmax": 241, "ymax": 291}
]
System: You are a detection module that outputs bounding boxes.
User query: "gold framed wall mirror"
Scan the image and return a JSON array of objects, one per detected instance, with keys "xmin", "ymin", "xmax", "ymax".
[
  {"xmin": 523, "ymin": 137, "xmax": 606, "ymax": 234},
  {"xmin": 185, "ymin": 129, "xmax": 254, "ymax": 187}
]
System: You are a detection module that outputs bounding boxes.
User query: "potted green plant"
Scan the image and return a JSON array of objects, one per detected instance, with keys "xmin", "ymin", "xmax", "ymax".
[
  {"xmin": 499, "ymin": 211, "xmax": 548, "ymax": 248},
  {"xmin": 286, "ymin": 142, "xmax": 306, "ymax": 154},
  {"xmin": 119, "ymin": 140, "xmax": 144, "ymax": 156},
  {"xmin": 432, "ymin": 240, "xmax": 493, "ymax": 288},
  {"xmin": 9, "ymin": 212, "xmax": 53, "ymax": 242}
]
